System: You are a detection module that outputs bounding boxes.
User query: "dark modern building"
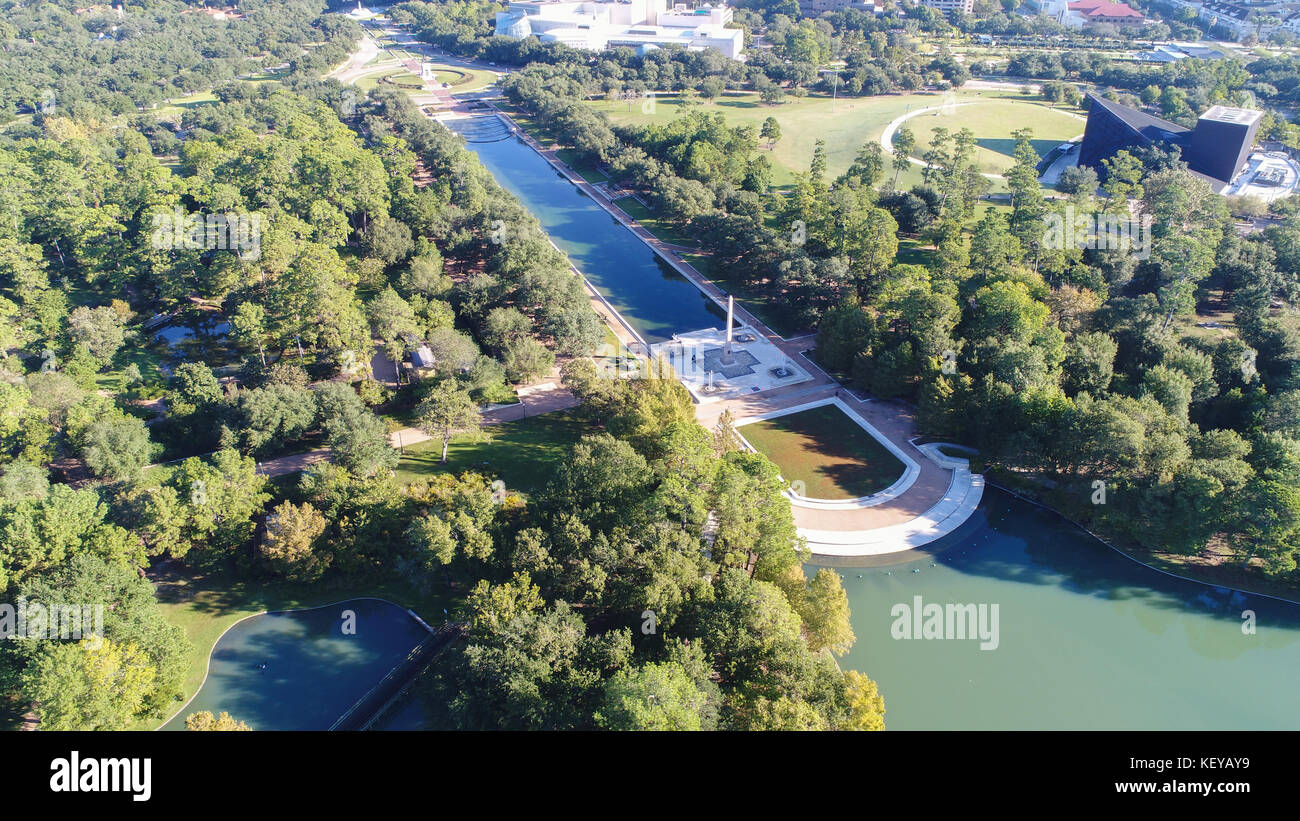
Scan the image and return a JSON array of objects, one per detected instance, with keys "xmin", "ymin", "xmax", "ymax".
[
  {"xmin": 1077, "ymin": 94, "xmax": 1262, "ymax": 191},
  {"xmin": 1189, "ymin": 106, "xmax": 1264, "ymax": 186}
]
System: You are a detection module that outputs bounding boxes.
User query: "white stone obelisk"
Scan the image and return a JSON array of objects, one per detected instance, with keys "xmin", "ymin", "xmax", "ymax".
[{"xmin": 723, "ymin": 295, "xmax": 734, "ymax": 363}]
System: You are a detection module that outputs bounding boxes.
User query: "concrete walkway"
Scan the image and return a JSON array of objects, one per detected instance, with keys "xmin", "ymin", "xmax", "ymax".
[{"xmin": 327, "ymin": 34, "xmax": 384, "ymax": 85}]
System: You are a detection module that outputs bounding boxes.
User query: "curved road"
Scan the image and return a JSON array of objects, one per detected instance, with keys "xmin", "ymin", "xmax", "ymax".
[{"xmin": 878, "ymin": 99, "xmax": 1085, "ymax": 182}]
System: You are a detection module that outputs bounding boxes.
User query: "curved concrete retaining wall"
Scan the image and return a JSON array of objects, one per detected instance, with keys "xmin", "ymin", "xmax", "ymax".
[{"xmin": 733, "ymin": 397, "xmax": 921, "ymax": 510}]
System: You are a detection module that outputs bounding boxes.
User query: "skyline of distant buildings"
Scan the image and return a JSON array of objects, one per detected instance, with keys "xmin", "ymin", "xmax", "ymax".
[{"xmin": 798, "ymin": 0, "xmax": 877, "ymax": 15}]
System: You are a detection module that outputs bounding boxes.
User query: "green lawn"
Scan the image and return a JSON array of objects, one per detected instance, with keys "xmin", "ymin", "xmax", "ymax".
[
  {"xmin": 146, "ymin": 566, "xmax": 456, "ymax": 730},
  {"xmin": 355, "ymin": 68, "xmax": 420, "ymax": 92},
  {"xmin": 614, "ymin": 196, "xmax": 697, "ymax": 247},
  {"xmin": 354, "ymin": 60, "xmax": 497, "ymax": 96},
  {"xmin": 557, "ymin": 148, "xmax": 608, "ymax": 183},
  {"xmin": 431, "ymin": 63, "xmax": 498, "ymax": 93},
  {"xmin": 903, "ymin": 98, "xmax": 1085, "ymax": 176},
  {"xmin": 379, "ymin": 70, "xmax": 423, "ymax": 89},
  {"xmin": 739, "ymin": 404, "xmax": 906, "ymax": 500},
  {"xmin": 96, "ymin": 338, "xmax": 171, "ymax": 395},
  {"xmin": 394, "ymin": 411, "xmax": 590, "ymax": 494},
  {"xmin": 154, "ymin": 89, "xmax": 218, "ymax": 121},
  {"xmin": 434, "ymin": 68, "xmax": 468, "ymax": 85},
  {"xmin": 588, "ymin": 88, "xmax": 1074, "ymax": 188},
  {"xmin": 496, "ymin": 100, "xmax": 556, "ymax": 147}
]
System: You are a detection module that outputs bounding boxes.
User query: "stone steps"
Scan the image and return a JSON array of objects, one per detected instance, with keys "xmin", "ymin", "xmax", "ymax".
[{"xmin": 800, "ymin": 469, "xmax": 985, "ymax": 558}]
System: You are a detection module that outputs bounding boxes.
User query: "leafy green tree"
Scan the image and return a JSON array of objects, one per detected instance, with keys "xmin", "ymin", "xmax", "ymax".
[
  {"xmin": 1100, "ymin": 150, "xmax": 1144, "ymax": 207},
  {"xmin": 842, "ymin": 669, "xmax": 886, "ymax": 730},
  {"xmin": 230, "ymin": 302, "xmax": 270, "ymax": 368},
  {"xmin": 186, "ymin": 711, "xmax": 252, "ymax": 731},
  {"xmin": 598, "ymin": 661, "xmax": 718, "ymax": 730},
  {"xmin": 502, "ymin": 336, "xmax": 554, "ymax": 384},
  {"xmin": 447, "ymin": 600, "xmax": 630, "ymax": 730},
  {"xmin": 23, "ymin": 638, "xmax": 156, "ymax": 730},
  {"xmin": 1057, "ymin": 165, "xmax": 1098, "ymax": 201},
  {"xmin": 415, "ymin": 382, "xmax": 481, "ymax": 463},
  {"xmin": 168, "ymin": 449, "xmax": 271, "ymax": 568},
  {"xmin": 168, "ymin": 361, "xmax": 223, "ymax": 417},
  {"xmin": 1063, "ymin": 331, "xmax": 1117, "ymax": 396},
  {"xmin": 482, "ymin": 307, "xmax": 531, "ymax": 354},
  {"xmin": 1142, "ymin": 364, "xmax": 1195, "ymax": 421},
  {"xmin": 325, "ymin": 402, "xmax": 397, "ymax": 477},
  {"xmin": 0, "ymin": 460, "xmax": 48, "ymax": 503},
  {"xmin": 19, "ymin": 554, "xmax": 190, "ymax": 719},
  {"xmin": 66, "ymin": 305, "xmax": 126, "ymax": 365},
  {"xmin": 0, "ymin": 380, "xmax": 54, "ymax": 464},
  {"xmin": 712, "ymin": 409, "xmax": 742, "ymax": 456},
  {"xmin": 1230, "ymin": 479, "xmax": 1300, "ymax": 574},
  {"xmin": 797, "ymin": 567, "xmax": 856, "ymax": 655},
  {"xmin": 79, "ymin": 412, "xmax": 160, "ymax": 481},
  {"xmin": 1007, "ymin": 128, "xmax": 1048, "ymax": 250},
  {"xmin": 816, "ymin": 297, "xmax": 874, "ymax": 373},
  {"xmin": 404, "ymin": 511, "xmax": 457, "ymax": 573},
  {"xmin": 891, "ymin": 127, "xmax": 915, "ymax": 189},
  {"xmin": 222, "ymin": 383, "xmax": 318, "ymax": 455},
  {"xmin": 368, "ymin": 287, "xmax": 420, "ymax": 353},
  {"xmin": 424, "ymin": 327, "xmax": 481, "ymax": 377},
  {"xmin": 365, "ymin": 216, "xmax": 414, "ymax": 266},
  {"xmin": 0, "ymin": 483, "xmax": 143, "ymax": 588},
  {"xmin": 466, "ymin": 571, "xmax": 545, "ymax": 633},
  {"xmin": 547, "ymin": 433, "xmax": 652, "ymax": 527},
  {"xmin": 399, "ymin": 250, "xmax": 450, "ymax": 297},
  {"xmin": 743, "ymin": 696, "xmax": 826, "ymax": 730},
  {"xmin": 260, "ymin": 501, "xmax": 330, "ymax": 582},
  {"xmin": 711, "ymin": 452, "xmax": 804, "ymax": 582}
]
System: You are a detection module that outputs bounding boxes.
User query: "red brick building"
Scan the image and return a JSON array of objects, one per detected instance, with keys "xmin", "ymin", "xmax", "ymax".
[{"xmin": 1066, "ymin": 0, "xmax": 1146, "ymax": 26}]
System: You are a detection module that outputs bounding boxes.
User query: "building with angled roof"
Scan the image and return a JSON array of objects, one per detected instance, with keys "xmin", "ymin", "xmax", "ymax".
[{"xmin": 1077, "ymin": 94, "xmax": 1262, "ymax": 192}]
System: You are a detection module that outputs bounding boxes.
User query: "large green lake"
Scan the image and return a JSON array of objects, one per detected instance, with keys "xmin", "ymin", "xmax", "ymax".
[{"xmin": 820, "ymin": 488, "xmax": 1300, "ymax": 730}]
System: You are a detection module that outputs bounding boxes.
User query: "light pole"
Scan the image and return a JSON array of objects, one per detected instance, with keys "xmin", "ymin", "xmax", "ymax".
[{"xmin": 819, "ymin": 69, "xmax": 841, "ymax": 113}]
